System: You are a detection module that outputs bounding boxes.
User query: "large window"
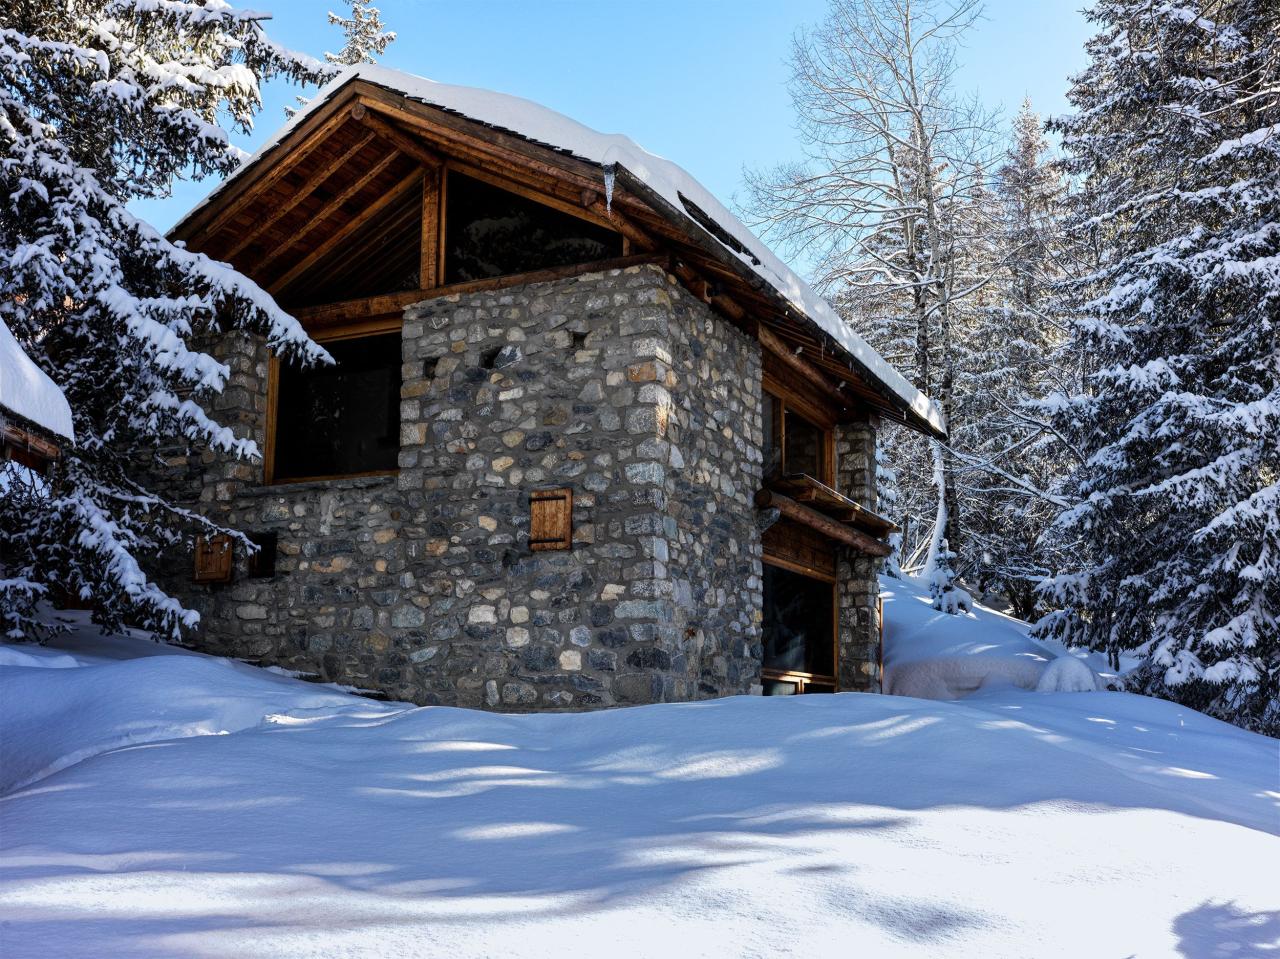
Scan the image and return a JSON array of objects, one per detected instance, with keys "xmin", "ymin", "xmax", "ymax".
[
  {"xmin": 272, "ymin": 333, "xmax": 401, "ymax": 482},
  {"xmin": 444, "ymin": 171, "xmax": 623, "ymax": 284}
]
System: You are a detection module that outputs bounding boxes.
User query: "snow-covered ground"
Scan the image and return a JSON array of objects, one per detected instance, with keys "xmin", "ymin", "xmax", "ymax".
[
  {"xmin": 882, "ymin": 573, "xmax": 1129, "ymax": 699},
  {"xmin": 1, "ymin": 610, "xmax": 1277, "ymax": 958}
]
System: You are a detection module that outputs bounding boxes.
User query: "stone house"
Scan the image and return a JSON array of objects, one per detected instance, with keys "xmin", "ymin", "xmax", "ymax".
[{"xmin": 164, "ymin": 65, "xmax": 946, "ymax": 709}]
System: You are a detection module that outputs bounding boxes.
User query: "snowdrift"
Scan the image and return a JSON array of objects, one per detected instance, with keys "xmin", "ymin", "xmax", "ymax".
[
  {"xmin": 1, "ymin": 621, "xmax": 1276, "ymax": 959},
  {"xmin": 882, "ymin": 574, "xmax": 1106, "ymax": 699}
]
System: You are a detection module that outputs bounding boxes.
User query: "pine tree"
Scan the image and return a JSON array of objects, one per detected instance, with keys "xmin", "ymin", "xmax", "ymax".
[
  {"xmin": 0, "ymin": 2, "xmax": 330, "ymax": 641},
  {"xmin": 325, "ymin": 0, "xmax": 396, "ymax": 67},
  {"xmin": 1036, "ymin": 0, "xmax": 1280, "ymax": 734},
  {"xmin": 286, "ymin": 1, "xmax": 395, "ymax": 118},
  {"xmin": 957, "ymin": 100, "xmax": 1074, "ymax": 618}
]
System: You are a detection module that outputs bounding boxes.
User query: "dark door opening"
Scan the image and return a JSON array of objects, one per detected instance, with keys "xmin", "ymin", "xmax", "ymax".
[{"xmin": 761, "ymin": 562, "xmax": 837, "ymax": 695}]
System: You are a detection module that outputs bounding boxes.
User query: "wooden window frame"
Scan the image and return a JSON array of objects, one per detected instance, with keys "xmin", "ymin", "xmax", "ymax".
[
  {"xmin": 762, "ymin": 378, "xmax": 837, "ymax": 488},
  {"xmin": 261, "ymin": 142, "xmax": 629, "ymax": 489},
  {"xmin": 264, "ymin": 316, "xmax": 403, "ymax": 486},
  {"xmin": 760, "ymin": 556, "xmax": 839, "ymax": 693}
]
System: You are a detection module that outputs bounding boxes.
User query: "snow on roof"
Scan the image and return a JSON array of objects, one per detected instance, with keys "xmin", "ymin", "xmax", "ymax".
[
  {"xmin": 0, "ymin": 318, "xmax": 74, "ymax": 442},
  {"xmin": 185, "ymin": 65, "xmax": 945, "ymax": 435}
]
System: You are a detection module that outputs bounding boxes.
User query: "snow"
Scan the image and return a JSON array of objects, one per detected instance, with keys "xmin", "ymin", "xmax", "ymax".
[
  {"xmin": 0, "ymin": 317, "xmax": 73, "ymax": 441},
  {"xmin": 883, "ymin": 573, "xmax": 1112, "ymax": 699},
  {"xmin": 178, "ymin": 65, "xmax": 945, "ymax": 436},
  {"xmin": 3, "ymin": 611, "xmax": 1277, "ymax": 957}
]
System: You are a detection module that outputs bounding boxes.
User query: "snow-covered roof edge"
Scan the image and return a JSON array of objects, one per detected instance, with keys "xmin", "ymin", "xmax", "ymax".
[
  {"xmin": 0, "ymin": 319, "xmax": 74, "ymax": 443},
  {"xmin": 178, "ymin": 65, "xmax": 946, "ymax": 436}
]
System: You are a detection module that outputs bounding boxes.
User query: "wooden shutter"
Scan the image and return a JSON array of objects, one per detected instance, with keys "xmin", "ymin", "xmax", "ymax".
[
  {"xmin": 193, "ymin": 534, "xmax": 234, "ymax": 584},
  {"xmin": 529, "ymin": 488, "xmax": 573, "ymax": 551}
]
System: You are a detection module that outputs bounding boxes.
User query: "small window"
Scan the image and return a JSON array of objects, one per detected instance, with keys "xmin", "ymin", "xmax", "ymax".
[
  {"xmin": 444, "ymin": 171, "xmax": 623, "ymax": 284},
  {"xmin": 762, "ymin": 389, "xmax": 831, "ymax": 483},
  {"xmin": 784, "ymin": 408, "xmax": 826, "ymax": 479},
  {"xmin": 273, "ymin": 333, "xmax": 401, "ymax": 482}
]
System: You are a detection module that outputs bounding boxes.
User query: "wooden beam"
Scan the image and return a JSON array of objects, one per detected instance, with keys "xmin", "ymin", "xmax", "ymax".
[
  {"xmin": 448, "ymin": 158, "xmax": 618, "ymax": 235},
  {"xmin": 258, "ymin": 149, "xmax": 404, "ymax": 280},
  {"xmin": 184, "ymin": 105, "xmax": 355, "ymax": 243},
  {"xmin": 757, "ymin": 323, "xmax": 844, "ymax": 395},
  {"xmin": 221, "ymin": 131, "xmax": 378, "ymax": 262},
  {"xmin": 268, "ymin": 167, "xmax": 423, "ymax": 295},
  {"xmin": 352, "ymin": 107, "xmax": 444, "ymax": 169},
  {"xmin": 420, "ymin": 164, "xmax": 441, "ymax": 288},
  {"xmin": 755, "ymin": 490, "xmax": 892, "ymax": 557},
  {"xmin": 291, "ymin": 253, "xmax": 667, "ymax": 327}
]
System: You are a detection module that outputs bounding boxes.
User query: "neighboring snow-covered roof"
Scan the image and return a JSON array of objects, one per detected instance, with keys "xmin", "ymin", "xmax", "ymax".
[
  {"xmin": 182, "ymin": 65, "xmax": 945, "ymax": 435},
  {"xmin": 0, "ymin": 318, "xmax": 73, "ymax": 442}
]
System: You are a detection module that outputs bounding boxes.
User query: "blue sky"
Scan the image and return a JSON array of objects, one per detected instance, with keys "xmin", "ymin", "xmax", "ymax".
[{"xmin": 137, "ymin": 0, "xmax": 1093, "ymax": 233}]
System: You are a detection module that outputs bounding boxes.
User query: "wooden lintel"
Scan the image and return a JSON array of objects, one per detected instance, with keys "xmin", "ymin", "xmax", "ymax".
[
  {"xmin": 292, "ymin": 253, "xmax": 668, "ymax": 327},
  {"xmin": 222, "ymin": 130, "xmax": 378, "ymax": 262},
  {"xmin": 755, "ymin": 490, "xmax": 892, "ymax": 557},
  {"xmin": 268, "ymin": 166, "xmax": 423, "ymax": 295}
]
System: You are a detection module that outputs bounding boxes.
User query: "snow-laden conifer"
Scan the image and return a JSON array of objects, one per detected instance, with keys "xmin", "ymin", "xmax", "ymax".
[
  {"xmin": 1035, "ymin": 0, "xmax": 1280, "ymax": 734},
  {"xmin": 0, "ymin": 2, "xmax": 329, "ymax": 640}
]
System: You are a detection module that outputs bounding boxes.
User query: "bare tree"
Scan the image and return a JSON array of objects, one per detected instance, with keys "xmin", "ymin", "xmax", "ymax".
[{"xmin": 745, "ymin": 0, "xmax": 1001, "ymax": 608}]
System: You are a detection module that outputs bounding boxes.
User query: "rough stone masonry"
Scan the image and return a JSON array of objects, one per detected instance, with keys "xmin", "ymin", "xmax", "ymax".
[{"xmin": 165, "ymin": 262, "xmax": 881, "ymax": 708}]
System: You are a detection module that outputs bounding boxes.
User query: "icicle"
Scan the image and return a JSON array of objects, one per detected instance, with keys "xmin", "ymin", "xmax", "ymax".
[{"xmin": 603, "ymin": 165, "xmax": 615, "ymax": 214}]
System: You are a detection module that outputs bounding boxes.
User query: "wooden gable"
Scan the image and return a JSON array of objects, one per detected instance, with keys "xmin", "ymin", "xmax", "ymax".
[{"xmin": 171, "ymin": 77, "xmax": 939, "ymax": 436}]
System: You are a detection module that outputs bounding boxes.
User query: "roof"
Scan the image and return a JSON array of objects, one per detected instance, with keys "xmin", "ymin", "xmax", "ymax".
[
  {"xmin": 176, "ymin": 65, "xmax": 946, "ymax": 437},
  {"xmin": 0, "ymin": 318, "xmax": 74, "ymax": 442}
]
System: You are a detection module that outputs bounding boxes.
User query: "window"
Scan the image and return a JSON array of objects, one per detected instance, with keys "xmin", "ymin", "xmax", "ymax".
[
  {"xmin": 444, "ymin": 171, "xmax": 623, "ymax": 284},
  {"xmin": 272, "ymin": 333, "xmax": 401, "ymax": 482},
  {"xmin": 762, "ymin": 389, "xmax": 831, "ymax": 483}
]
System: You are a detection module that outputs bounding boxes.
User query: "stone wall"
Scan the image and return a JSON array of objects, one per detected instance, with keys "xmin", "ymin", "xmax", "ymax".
[
  {"xmin": 835, "ymin": 414, "xmax": 883, "ymax": 692},
  {"xmin": 167, "ymin": 263, "xmax": 763, "ymax": 708}
]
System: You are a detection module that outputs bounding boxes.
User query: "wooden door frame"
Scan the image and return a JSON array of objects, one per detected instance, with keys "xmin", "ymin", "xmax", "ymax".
[{"xmin": 759, "ymin": 552, "xmax": 840, "ymax": 693}]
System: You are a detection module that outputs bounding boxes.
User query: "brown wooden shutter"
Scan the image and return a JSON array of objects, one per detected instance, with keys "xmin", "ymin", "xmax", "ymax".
[
  {"xmin": 193, "ymin": 534, "xmax": 234, "ymax": 584},
  {"xmin": 529, "ymin": 488, "xmax": 573, "ymax": 551}
]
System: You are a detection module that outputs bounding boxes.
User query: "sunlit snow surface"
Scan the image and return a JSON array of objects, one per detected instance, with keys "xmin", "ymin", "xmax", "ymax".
[
  {"xmin": 882, "ymin": 574, "xmax": 1116, "ymax": 699},
  {"xmin": 1, "ymin": 610, "xmax": 1276, "ymax": 958}
]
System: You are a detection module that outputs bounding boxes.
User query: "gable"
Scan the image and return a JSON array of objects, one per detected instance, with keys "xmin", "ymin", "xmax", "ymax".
[{"xmin": 171, "ymin": 70, "xmax": 946, "ymax": 438}]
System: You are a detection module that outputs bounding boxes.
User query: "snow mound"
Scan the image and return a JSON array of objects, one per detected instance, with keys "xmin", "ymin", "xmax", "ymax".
[
  {"xmin": 0, "ymin": 631, "xmax": 403, "ymax": 794},
  {"xmin": 1036, "ymin": 655, "xmax": 1101, "ymax": 693},
  {"xmin": 1, "ymin": 623, "xmax": 1275, "ymax": 959},
  {"xmin": 0, "ymin": 317, "xmax": 74, "ymax": 441},
  {"xmin": 882, "ymin": 574, "xmax": 1112, "ymax": 699}
]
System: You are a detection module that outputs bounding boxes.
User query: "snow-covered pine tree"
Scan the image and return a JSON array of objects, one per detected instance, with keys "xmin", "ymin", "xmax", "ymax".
[
  {"xmin": 286, "ymin": 0, "xmax": 395, "ymax": 118},
  {"xmin": 956, "ymin": 100, "xmax": 1075, "ymax": 618},
  {"xmin": 0, "ymin": 2, "xmax": 330, "ymax": 641},
  {"xmin": 1036, "ymin": 0, "xmax": 1280, "ymax": 734},
  {"xmin": 744, "ymin": 0, "xmax": 1001, "ymax": 612},
  {"xmin": 325, "ymin": 0, "xmax": 396, "ymax": 67}
]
